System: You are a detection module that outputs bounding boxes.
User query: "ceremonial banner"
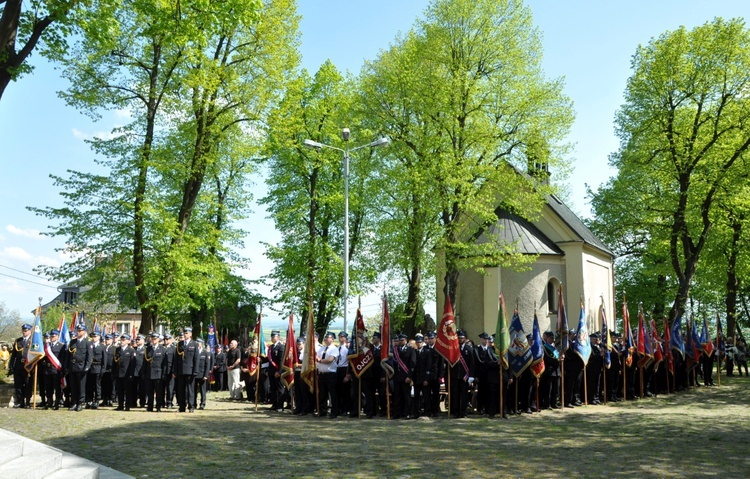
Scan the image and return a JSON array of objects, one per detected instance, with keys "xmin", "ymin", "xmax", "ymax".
[
  {"xmin": 690, "ymin": 318, "xmax": 702, "ymax": 363},
  {"xmin": 348, "ymin": 309, "xmax": 374, "ymax": 378},
  {"xmin": 435, "ymin": 294, "xmax": 460, "ymax": 367},
  {"xmin": 25, "ymin": 307, "xmax": 46, "ymax": 372},
  {"xmin": 247, "ymin": 311, "xmax": 265, "ymax": 378},
  {"xmin": 637, "ymin": 310, "xmax": 652, "ymax": 369},
  {"xmin": 530, "ymin": 313, "xmax": 545, "ymax": 379},
  {"xmin": 207, "ymin": 324, "xmax": 217, "ymax": 350},
  {"xmin": 670, "ymin": 315, "xmax": 685, "ymax": 359},
  {"xmin": 59, "ymin": 314, "xmax": 71, "ymax": 345},
  {"xmin": 508, "ymin": 309, "xmax": 532, "ymax": 378},
  {"xmin": 700, "ymin": 317, "xmax": 715, "ymax": 357},
  {"xmin": 650, "ymin": 319, "xmax": 663, "ymax": 369},
  {"xmin": 301, "ymin": 307, "xmax": 317, "ymax": 392},
  {"xmin": 624, "ymin": 300, "xmax": 635, "ymax": 367},
  {"xmin": 280, "ymin": 314, "xmax": 296, "ymax": 390},
  {"xmin": 574, "ymin": 304, "xmax": 591, "ymax": 366},
  {"xmin": 557, "ymin": 286, "xmax": 569, "ymax": 354},
  {"xmin": 380, "ymin": 294, "xmax": 394, "ymax": 378},
  {"xmin": 663, "ymin": 318, "xmax": 674, "ymax": 374},
  {"xmin": 494, "ymin": 293, "xmax": 510, "ymax": 369},
  {"xmin": 601, "ymin": 301, "xmax": 612, "ymax": 369}
]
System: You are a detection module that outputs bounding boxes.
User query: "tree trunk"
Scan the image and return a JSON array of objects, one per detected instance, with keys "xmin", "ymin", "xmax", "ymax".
[{"xmin": 725, "ymin": 216, "xmax": 742, "ymax": 339}]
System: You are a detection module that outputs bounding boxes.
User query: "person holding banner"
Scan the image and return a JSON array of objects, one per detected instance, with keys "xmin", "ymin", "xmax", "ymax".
[
  {"xmin": 42, "ymin": 329, "xmax": 66, "ymax": 409},
  {"xmin": 392, "ymin": 333, "xmax": 416, "ymax": 419},
  {"xmin": 9, "ymin": 323, "xmax": 32, "ymax": 408},
  {"xmin": 449, "ymin": 330, "xmax": 475, "ymax": 418}
]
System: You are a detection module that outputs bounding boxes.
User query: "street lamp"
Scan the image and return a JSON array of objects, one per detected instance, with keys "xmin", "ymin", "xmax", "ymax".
[{"xmin": 303, "ymin": 128, "xmax": 390, "ymax": 332}]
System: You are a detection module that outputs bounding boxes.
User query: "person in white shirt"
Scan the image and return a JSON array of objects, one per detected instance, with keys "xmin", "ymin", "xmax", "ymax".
[{"xmin": 317, "ymin": 332, "xmax": 339, "ymax": 418}]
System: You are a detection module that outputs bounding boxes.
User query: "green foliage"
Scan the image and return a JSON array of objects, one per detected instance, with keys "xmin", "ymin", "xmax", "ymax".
[
  {"xmin": 29, "ymin": 0, "xmax": 300, "ymax": 331},
  {"xmin": 589, "ymin": 17, "xmax": 750, "ymax": 319},
  {"xmin": 360, "ymin": 0, "xmax": 573, "ymax": 310}
]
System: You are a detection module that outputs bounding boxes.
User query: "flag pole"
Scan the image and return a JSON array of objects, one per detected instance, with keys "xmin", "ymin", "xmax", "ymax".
[
  {"xmin": 499, "ymin": 365, "xmax": 504, "ymax": 419},
  {"xmin": 603, "ymin": 363, "xmax": 608, "ymax": 405},
  {"xmin": 386, "ymin": 376, "xmax": 391, "ymax": 419},
  {"xmin": 514, "ymin": 380, "xmax": 519, "ymax": 415},
  {"xmin": 32, "ymin": 363, "xmax": 38, "ymax": 410},
  {"xmin": 535, "ymin": 378, "xmax": 540, "ymax": 412},
  {"xmin": 254, "ymin": 367, "xmax": 260, "ymax": 412},
  {"xmin": 583, "ymin": 365, "xmax": 588, "ymax": 406}
]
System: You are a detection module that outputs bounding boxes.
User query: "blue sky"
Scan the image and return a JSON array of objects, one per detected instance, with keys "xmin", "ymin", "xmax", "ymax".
[{"xmin": 1, "ymin": 0, "xmax": 749, "ymax": 324}]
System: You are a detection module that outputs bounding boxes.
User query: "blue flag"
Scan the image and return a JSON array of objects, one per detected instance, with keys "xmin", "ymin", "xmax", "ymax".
[
  {"xmin": 25, "ymin": 308, "xmax": 46, "ymax": 372},
  {"xmin": 508, "ymin": 310, "xmax": 532, "ymax": 378},
  {"xmin": 601, "ymin": 302, "xmax": 611, "ymax": 369},
  {"xmin": 574, "ymin": 304, "xmax": 591, "ymax": 366},
  {"xmin": 670, "ymin": 315, "xmax": 685, "ymax": 359},
  {"xmin": 530, "ymin": 313, "xmax": 546, "ymax": 379},
  {"xmin": 207, "ymin": 324, "xmax": 217, "ymax": 350},
  {"xmin": 59, "ymin": 317, "xmax": 71, "ymax": 345}
]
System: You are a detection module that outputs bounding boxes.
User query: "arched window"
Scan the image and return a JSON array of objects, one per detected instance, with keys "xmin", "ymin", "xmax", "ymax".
[{"xmin": 547, "ymin": 278, "xmax": 560, "ymax": 314}]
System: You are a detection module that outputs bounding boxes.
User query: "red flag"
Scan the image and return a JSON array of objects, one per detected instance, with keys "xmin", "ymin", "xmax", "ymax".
[
  {"xmin": 637, "ymin": 309, "xmax": 652, "ymax": 368},
  {"xmin": 435, "ymin": 294, "xmax": 460, "ymax": 367},
  {"xmin": 650, "ymin": 319, "xmax": 664, "ymax": 368},
  {"xmin": 280, "ymin": 314, "xmax": 296, "ymax": 390},
  {"xmin": 300, "ymin": 306, "xmax": 317, "ymax": 392},
  {"xmin": 623, "ymin": 300, "xmax": 634, "ymax": 367},
  {"xmin": 663, "ymin": 318, "xmax": 674, "ymax": 374},
  {"xmin": 380, "ymin": 294, "xmax": 394, "ymax": 378},
  {"xmin": 247, "ymin": 312, "xmax": 263, "ymax": 378},
  {"xmin": 348, "ymin": 308, "xmax": 374, "ymax": 378}
]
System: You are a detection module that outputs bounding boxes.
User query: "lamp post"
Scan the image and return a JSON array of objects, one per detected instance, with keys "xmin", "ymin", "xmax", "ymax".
[{"xmin": 303, "ymin": 129, "xmax": 389, "ymax": 332}]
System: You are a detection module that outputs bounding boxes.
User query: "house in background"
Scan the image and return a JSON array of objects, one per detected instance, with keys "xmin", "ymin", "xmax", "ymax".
[
  {"xmin": 38, "ymin": 280, "xmax": 167, "ymax": 336},
  {"xmin": 437, "ymin": 193, "xmax": 615, "ymax": 338}
]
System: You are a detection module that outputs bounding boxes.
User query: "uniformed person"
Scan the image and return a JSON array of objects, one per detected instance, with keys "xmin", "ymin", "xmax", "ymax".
[
  {"xmin": 145, "ymin": 332, "xmax": 167, "ymax": 412},
  {"xmin": 131, "ymin": 334, "xmax": 146, "ymax": 408},
  {"xmin": 9, "ymin": 323, "xmax": 32, "ymax": 408},
  {"xmin": 212, "ymin": 344, "xmax": 227, "ymax": 392},
  {"xmin": 114, "ymin": 334, "xmax": 135, "ymax": 411},
  {"xmin": 42, "ymin": 329, "xmax": 66, "ymax": 410},
  {"xmin": 449, "ymin": 330, "xmax": 475, "ymax": 418},
  {"xmin": 392, "ymin": 333, "xmax": 416, "ymax": 419},
  {"xmin": 163, "ymin": 333, "xmax": 176, "ymax": 408},
  {"xmin": 317, "ymin": 332, "xmax": 339, "ymax": 418},
  {"xmin": 86, "ymin": 330, "xmax": 105, "ymax": 409},
  {"xmin": 102, "ymin": 333, "xmax": 116, "ymax": 407},
  {"xmin": 267, "ymin": 331, "xmax": 285, "ymax": 411},
  {"xmin": 426, "ymin": 331, "xmax": 444, "ymax": 417},
  {"xmin": 474, "ymin": 332, "xmax": 492, "ymax": 414},
  {"xmin": 194, "ymin": 338, "xmax": 213, "ymax": 410},
  {"xmin": 412, "ymin": 333, "xmax": 432, "ymax": 418},
  {"xmin": 175, "ymin": 327, "xmax": 200, "ymax": 413},
  {"xmin": 334, "ymin": 331, "xmax": 350, "ymax": 417},
  {"xmin": 67, "ymin": 324, "xmax": 92, "ymax": 411}
]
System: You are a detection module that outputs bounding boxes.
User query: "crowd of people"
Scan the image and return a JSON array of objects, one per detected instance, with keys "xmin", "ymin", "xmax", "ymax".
[{"xmin": 6, "ymin": 321, "xmax": 747, "ymax": 419}]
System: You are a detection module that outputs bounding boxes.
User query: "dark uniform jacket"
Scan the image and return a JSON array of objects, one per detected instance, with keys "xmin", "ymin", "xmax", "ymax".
[
  {"xmin": 67, "ymin": 336, "xmax": 93, "ymax": 374},
  {"xmin": 9, "ymin": 336, "xmax": 29, "ymax": 372},
  {"xmin": 175, "ymin": 339, "xmax": 200, "ymax": 376},
  {"xmin": 145, "ymin": 344, "xmax": 168, "ymax": 380},
  {"xmin": 450, "ymin": 342, "xmax": 475, "ymax": 380},
  {"xmin": 267, "ymin": 342, "xmax": 284, "ymax": 375},
  {"xmin": 428, "ymin": 345, "xmax": 445, "ymax": 381},
  {"xmin": 195, "ymin": 347, "xmax": 213, "ymax": 379},
  {"xmin": 104, "ymin": 344, "xmax": 115, "ymax": 372},
  {"xmin": 414, "ymin": 346, "xmax": 433, "ymax": 383},
  {"xmin": 42, "ymin": 341, "xmax": 66, "ymax": 375},
  {"xmin": 90, "ymin": 342, "xmax": 105, "ymax": 374},
  {"xmin": 214, "ymin": 351, "xmax": 227, "ymax": 373},
  {"xmin": 393, "ymin": 345, "xmax": 416, "ymax": 382},
  {"xmin": 164, "ymin": 344, "xmax": 176, "ymax": 377},
  {"xmin": 115, "ymin": 345, "xmax": 135, "ymax": 379},
  {"xmin": 131, "ymin": 346, "xmax": 145, "ymax": 378}
]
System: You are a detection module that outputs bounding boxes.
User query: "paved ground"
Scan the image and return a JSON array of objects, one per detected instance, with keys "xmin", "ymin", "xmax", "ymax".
[{"xmin": 1, "ymin": 376, "xmax": 749, "ymax": 479}]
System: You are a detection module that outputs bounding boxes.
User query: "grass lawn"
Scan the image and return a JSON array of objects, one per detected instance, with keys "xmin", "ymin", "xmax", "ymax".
[{"xmin": 1, "ymin": 376, "xmax": 749, "ymax": 479}]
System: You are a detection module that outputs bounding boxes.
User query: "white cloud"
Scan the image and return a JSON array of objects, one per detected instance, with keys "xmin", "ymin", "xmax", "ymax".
[
  {"xmin": 114, "ymin": 107, "xmax": 133, "ymax": 119},
  {"xmin": 0, "ymin": 246, "xmax": 32, "ymax": 261},
  {"xmin": 6, "ymin": 224, "xmax": 42, "ymax": 239},
  {"xmin": 71, "ymin": 128, "xmax": 123, "ymax": 141}
]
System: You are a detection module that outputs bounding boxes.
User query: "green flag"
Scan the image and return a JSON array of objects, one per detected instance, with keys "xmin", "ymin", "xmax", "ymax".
[{"xmin": 494, "ymin": 292, "xmax": 510, "ymax": 369}]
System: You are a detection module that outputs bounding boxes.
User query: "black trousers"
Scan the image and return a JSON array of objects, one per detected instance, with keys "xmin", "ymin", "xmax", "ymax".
[
  {"xmin": 102, "ymin": 371, "xmax": 114, "ymax": 404},
  {"xmin": 177, "ymin": 374, "xmax": 196, "ymax": 410},
  {"xmin": 13, "ymin": 368, "xmax": 30, "ymax": 406},
  {"xmin": 165, "ymin": 376, "xmax": 175, "ymax": 406},
  {"xmin": 146, "ymin": 378, "xmax": 164, "ymax": 410},
  {"xmin": 71, "ymin": 371, "xmax": 87, "ymax": 407},
  {"xmin": 43, "ymin": 373, "xmax": 63, "ymax": 406},
  {"xmin": 412, "ymin": 382, "xmax": 427, "ymax": 417},
  {"xmin": 427, "ymin": 379, "xmax": 441, "ymax": 416},
  {"xmin": 335, "ymin": 367, "xmax": 350, "ymax": 415},
  {"xmin": 116, "ymin": 376, "xmax": 128, "ymax": 408},
  {"xmin": 86, "ymin": 372, "xmax": 102, "ymax": 403},
  {"xmin": 317, "ymin": 372, "xmax": 337, "ymax": 417},
  {"xmin": 127, "ymin": 376, "xmax": 141, "ymax": 407},
  {"xmin": 449, "ymin": 376, "xmax": 469, "ymax": 417},
  {"xmin": 195, "ymin": 378, "xmax": 207, "ymax": 407}
]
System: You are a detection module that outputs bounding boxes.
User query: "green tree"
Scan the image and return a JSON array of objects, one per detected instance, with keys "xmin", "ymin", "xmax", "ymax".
[
  {"xmin": 0, "ymin": 0, "xmax": 83, "ymax": 100},
  {"xmin": 361, "ymin": 0, "xmax": 573, "ymax": 311},
  {"xmin": 263, "ymin": 62, "xmax": 380, "ymax": 333},
  {"xmin": 590, "ymin": 18, "xmax": 750, "ymax": 321},
  {"xmin": 30, "ymin": 0, "xmax": 299, "ymax": 332}
]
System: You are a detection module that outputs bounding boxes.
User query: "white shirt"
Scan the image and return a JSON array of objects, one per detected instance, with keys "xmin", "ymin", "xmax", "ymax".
[
  {"xmin": 317, "ymin": 344, "xmax": 338, "ymax": 373},
  {"xmin": 336, "ymin": 344, "xmax": 349, "ymax": 368}
]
